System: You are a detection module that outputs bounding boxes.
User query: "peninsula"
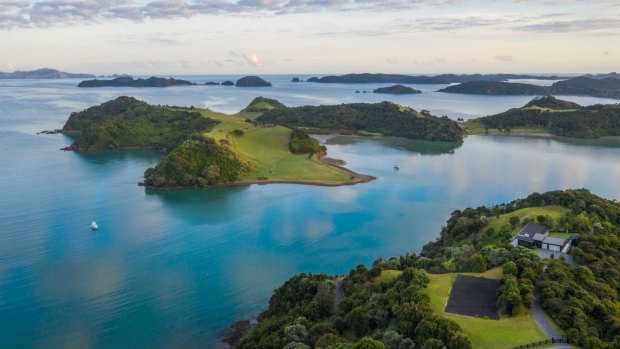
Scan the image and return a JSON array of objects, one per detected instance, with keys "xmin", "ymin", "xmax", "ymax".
[
  {"xmin": 439, "ymin": 76, "xmax": 620, "ymax": 99},
  {"xmin": 373, "ymin": 84, "xmax": 422, "ymax": 94},
  {"xmin": 462, "ymin": 96, "xmax": 620, "ymax": 138},
  {"xmin": 227, "ymin": 189, "xmax": 620, "ymax": 349},
  {"xmin": 77, "ymin": 76, "xmax": 194, "ymax": 87},
  {"xmin": 0, "ymin": 68, "xmax": 95, "ymax": 79}
]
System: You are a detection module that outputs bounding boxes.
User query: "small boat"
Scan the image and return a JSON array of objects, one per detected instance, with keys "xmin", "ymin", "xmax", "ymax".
[
  {"xmin": 91, "ymin": 221, "xmax": 99, "ymax": 230},
  {"xmin": 394, "ymin": 165, "xmax": 400, "ymax": 170}
]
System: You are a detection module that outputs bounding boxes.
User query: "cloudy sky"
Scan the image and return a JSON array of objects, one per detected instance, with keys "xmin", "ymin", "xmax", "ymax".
[{"xmin": 0, "ymin": 0, "xmax": 619, "ymax": 75}]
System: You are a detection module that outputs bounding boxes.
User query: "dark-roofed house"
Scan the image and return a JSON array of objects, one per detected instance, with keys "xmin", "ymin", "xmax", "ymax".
[
  {"xmin": 516, "ymin": 223, "xmax": 548, "ymax": 248},
  {"xmin": 516, "ymin": 222, "xmax": 570, "ymax": 252}
]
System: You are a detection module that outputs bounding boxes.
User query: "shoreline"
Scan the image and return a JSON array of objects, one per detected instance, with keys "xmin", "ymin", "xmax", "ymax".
[{"xmin": 139, "ymin": 154, "xmax": 376, "ymax": 191}]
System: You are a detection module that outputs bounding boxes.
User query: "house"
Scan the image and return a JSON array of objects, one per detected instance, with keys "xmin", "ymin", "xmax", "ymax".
[
  {"xmin": 516, "ymin": 222, "xmax": 570, "ymax": 252},
  {"xmin": 516, "ymin": 223, "xmax": 548, "ymax": 248}
]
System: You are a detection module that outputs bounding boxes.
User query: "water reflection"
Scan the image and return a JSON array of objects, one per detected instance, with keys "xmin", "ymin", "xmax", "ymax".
[{"xmin": 325, "ymin": 135, "xmax": 462, "ymax": 155}]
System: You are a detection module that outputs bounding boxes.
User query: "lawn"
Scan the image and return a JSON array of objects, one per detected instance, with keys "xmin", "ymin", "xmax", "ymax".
[
  {"xmin": 461, "ymin": 120, "xmax": 547, "ymax": 135},
  {"xmin": 484, "ymin": 205, "xmax": 568, "ymax": 237},
  {"xmin": 425, "ymin": 267, "xmax": 548, "ymax": 349},
  {"xmin": 201, "ymin": 109, "xmax": 350, "ymax": 183}
]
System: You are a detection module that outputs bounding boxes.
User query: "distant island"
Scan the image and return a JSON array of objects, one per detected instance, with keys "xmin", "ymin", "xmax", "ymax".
[
  {"xmin": 373, "ymin": 84, "xmax": 421, "ymax": 94},
  {"xmin": 226, "ymin": 188, "xmax": 620, "ymax": 349},
  {"xmin": 439, "ymin": 76, "xmax": 620, "ymax": 99},
  {"xmin": 462, "ymin": 96, "xmax": 620, "ymax": 138},
  {"xmin": 306, "ymin": 73, "xmax": 566, "ymax": 84},
  {"xmin": 235, "ymin": 76, "xmax": 272, "ymax": 87},
  {"xmin": 0, "ymin": 68, "xmax": 95, "ymax": 79},
  {"xmin": 77, "ymin": 76, "xmax": 194, "ymax": 88}
]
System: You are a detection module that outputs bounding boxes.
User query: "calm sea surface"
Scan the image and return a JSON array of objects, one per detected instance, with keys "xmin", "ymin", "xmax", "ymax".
[{"xmin": 1, "ymin": 76, "xmax": 619, "ymax": 348}]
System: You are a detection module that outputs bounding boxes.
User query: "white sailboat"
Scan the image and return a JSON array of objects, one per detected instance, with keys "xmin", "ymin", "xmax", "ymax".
[{"xmin": 91, "ymin": 221, "xmax": 99, "ymax": 230}]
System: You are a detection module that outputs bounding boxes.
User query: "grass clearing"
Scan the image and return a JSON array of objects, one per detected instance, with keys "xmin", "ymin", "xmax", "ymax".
[
  {"xmin": 376, "ymin": 270, "xmax": 402, "ymax": 285},
  {"xmin": 201, "ymin": 109, "xmax": 350, "ymax": 183},
  {"xmin": 426, "ymin": 267, "xmax": 547, "ymax": 349},
  {"xmin": 461, "ymin": 120, "xmax": 546, "ymax": 135},
  {"xmin": 484, "ymin": 206, "xmax": 567, "ymax": 236}
]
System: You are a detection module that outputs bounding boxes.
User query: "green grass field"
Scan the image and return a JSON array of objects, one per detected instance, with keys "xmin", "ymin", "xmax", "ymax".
[
  {"xmin": 461, "ymin": 120, "xmax": 547, "ymax": 135},
  {"xmin": 425, "ymin": 267, "xmax": 548, "ymax": 349},
  {"xmin": 200, "ymin": 109, "xmax": 350, "ymax": 183},
  {"xmin": 522, "ymin": 106, "xmax": 578, "ymax": 113},
  {"xmin": 484, "ymin": 206, "xmax": 567, "ymax": 236}
]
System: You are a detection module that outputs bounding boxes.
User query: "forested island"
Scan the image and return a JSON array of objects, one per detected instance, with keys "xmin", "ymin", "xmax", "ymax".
[
  {"xmin": 236, "ymin": 76, "xmax": 272, "ymax": 87},
  {"xmin": 226, "ymin": 189, "xmax": 620, "ymax": 349},
  {"xmin": 463, "ymin": 96, "xmax": 620, "ymax": 138},
  {"xmin": 59, "ymin": 96, "xmax": 466, "ymax": 189},
  {"xmin": 306, "ymin": 73, "xmax": 565, "ymax": 84},
  {"xmin": 439, "ymin": 76, "xmax": 620, "ymax": 99},
  {"xmin": 373, "ymin": 85, "xmax": 421, "ymax": 95},
  {"xmin": 0, "ymin": 68, "xmax": 95, "ymax": 79},
  {"xmin": 77, "ymin": 76, "xmax": 194, "ymax": 87},
  {"xmin": 256, "ymin": 102, "xmax": 463, "ymax": 142}
]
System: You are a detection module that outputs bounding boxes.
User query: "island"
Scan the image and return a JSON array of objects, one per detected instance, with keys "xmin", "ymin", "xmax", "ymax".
[
  {"xmin": 462, "ymin": 96, "xmax": 620, "ymax": 138},
  {"xmin": 306, "ymin": 73, "xmax": 566, "ymax": 84},
  {"xmin": 373, "ymin": 84, "xmax": 421, "ymax": 94},
  {"xmin": 221, "ymin": 80, "xmax": 235, "ymax": 86},
  {"xmin": 438, "ymin": 76, "xmax": 620, "ymax": 99},
  {"xmin": 235, "ymin": 76, "xmax": 272, "ymax": 87},
  {"xmin": 291, "ymin": 77, "xmax": 302, "ymax": 82},
  {"xmin": 226, "ymin": 189, "xmax": 620, "ymax": 349},
  {"xmin": 77, "ymin": 76, "xmax": 194, "ymax": 88},
  {"xmin": 256, "ymin": 102, "xmax": 463, "ymax": 142},
  {"xmin": 60, "ymin": 96, "xmax": 465, "ymax": 189},
  {"xmin": 205, "ymin": 81, "xmax": 220, "ymax": 86},
  {"xmin": 0, "ymin": 68, "xmax": 95, "ymax": 79},
  {"xmin": 437, "ymin": 81, "xmax": 547, "ymax": 95}
]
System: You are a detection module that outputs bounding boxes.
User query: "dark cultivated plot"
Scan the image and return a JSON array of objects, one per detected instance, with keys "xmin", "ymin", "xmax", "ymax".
[{"xmin": 445, "ymin": 275, "xmax": 500, "ymax": 320}]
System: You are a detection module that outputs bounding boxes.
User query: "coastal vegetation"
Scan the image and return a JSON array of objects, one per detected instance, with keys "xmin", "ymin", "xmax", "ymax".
[
  {"xmin": 439, "ymin": 76, "xmax": 620, "ymax": 99},
  {"xmin": 236, "ymin": 76, "xmax": 272, "ymax": 87},
  {"xmin": 464, "ymin": 96, "xmax": 620, "ymax": 138},
  {"xmin": 256, "ymin": 102, "xmax": 463, "ymax": 142},
  {"xmin": 373, "ymin": 85, "xmax": 421, "ymax": 95},
  {"xmin": 143, "ymin": 134, "xmax": 249, "ymax": 188},
  {"xmin": 242, "ymin": 96, "xmax": 286, "ymax": 112},
  {"xmin": 289, "ymin": 129, "xmax": 324, "ymax": 155},
  {"xmin": 231, "ymin": 189, "xmax": 620, "ymax": 349},
  {"xmin": 77, "ymin": 76, "xmax": 194, "ymax": 87},
  {"xmin": 62, "ymin": 96, "xmax": 217, "ymax": 151}
]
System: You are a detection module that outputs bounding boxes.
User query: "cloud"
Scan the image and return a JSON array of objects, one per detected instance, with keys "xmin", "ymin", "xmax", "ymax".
[
  {"xmin": 243, "ymin": 53, "xmax": 264, "ymax": 66},
  {"xmin": 0, "ymin": 0, "xmax": 476, "ymax": 29},
  {"xmin": 517, "ymin": 18, "xmax": 620, "ymax": 33},
  {"xmin": 493, "ymin": 55, "xmax": 513, "ymax": 62}
]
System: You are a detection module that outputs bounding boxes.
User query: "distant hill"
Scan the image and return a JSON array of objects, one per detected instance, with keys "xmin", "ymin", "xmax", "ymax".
[
  {"xmin": 551, "ymin": 76, "xmax": 620, "ymax": 99},
  {"xmin": 235, "ymin": 76, "xmax": 272, "ymax": 87},
  {"xmin": 242, "ymin": 96, "xmax": 286, "ymax": 112},
  {"xmin": 373, "ymin": 84, "xmax": 422, "ymax": 94},
  {"xmin": 438, "ymin": 81, "xmax": 548, "ymax": 95},
  {"xmin": 77, "ymin": 76, "xmax": 194, "ymax": 88},
  {"xmin": 466, "ymin": 96, "xmax": 620, "ymax": 138},
  {"xmin": 0, "ymin": 68, "xmax": 95, "ymax": 79},
  {"xmin": 256, "ymin": 101, "xmax": 463, "ymax": 142},
  {"xmin": 306, "ymin": 73, "xmax": 565, "ymax": 84},
  {"xmin": 439, "ymin": 76, "xmax": 620, "ymax": 99}
]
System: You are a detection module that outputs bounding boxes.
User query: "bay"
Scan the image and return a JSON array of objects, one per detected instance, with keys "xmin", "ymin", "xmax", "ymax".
[{"xmin": 1, "ymin": 76, "xmax": 619, "ymax": 348}]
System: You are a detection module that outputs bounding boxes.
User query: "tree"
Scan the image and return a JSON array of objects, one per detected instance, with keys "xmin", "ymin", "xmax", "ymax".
[
  {"xmin": 346, "ymin": 307, "xmax": 370, "ymax": 337},
  {"xmin": 355, "ymin": 338, "xmax": 386, "ymax": 349}
]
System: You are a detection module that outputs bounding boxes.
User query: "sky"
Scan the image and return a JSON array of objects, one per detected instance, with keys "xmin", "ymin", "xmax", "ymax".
[{"xmin": 0, "ymin": 0, "xmax": 619, "ymax": 75}]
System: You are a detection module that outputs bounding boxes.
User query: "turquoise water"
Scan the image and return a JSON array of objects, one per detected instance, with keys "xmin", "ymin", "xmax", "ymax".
[{"xmin": 1, "ymin": 77, "xmax": 620, "ymax": 348}]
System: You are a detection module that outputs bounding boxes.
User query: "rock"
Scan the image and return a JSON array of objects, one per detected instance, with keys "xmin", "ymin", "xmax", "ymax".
[{"xmin": 221, "ymin": 320, "xmax": 251, "ymax": 347}]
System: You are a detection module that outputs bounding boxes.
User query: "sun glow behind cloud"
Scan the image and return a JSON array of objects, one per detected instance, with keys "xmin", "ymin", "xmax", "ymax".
[{"xmin": 0, "ymin": 0, "xmax": 618, "ymax": 74}]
